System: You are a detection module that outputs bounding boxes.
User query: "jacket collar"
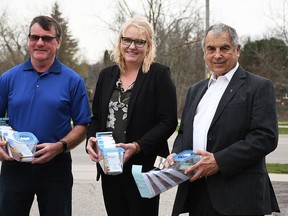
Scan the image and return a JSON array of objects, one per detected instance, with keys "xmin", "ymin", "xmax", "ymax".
[{"xmin": 210, "ymin": 65, "xmax": 247, "ymax": 128}]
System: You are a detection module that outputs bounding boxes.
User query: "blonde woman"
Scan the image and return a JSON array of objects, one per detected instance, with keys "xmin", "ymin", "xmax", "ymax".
[{"xmin": 86, "ymin": 16, "xmax": 177, "ymax": 216}]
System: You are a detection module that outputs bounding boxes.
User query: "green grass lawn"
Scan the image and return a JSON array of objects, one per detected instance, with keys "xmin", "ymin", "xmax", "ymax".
[
  {"xmin": 279, "ymin": 127, "xmax": 288, "ymax": 134},
  {"xmin": 267, "ymin": 163, "xmax": 288, "ymax": 174},
  {"xmin": 279, "ymin": 122, "xmax": 288, "ymax": 134}
]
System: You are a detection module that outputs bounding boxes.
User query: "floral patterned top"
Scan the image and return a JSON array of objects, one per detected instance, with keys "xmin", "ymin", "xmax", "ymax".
[{"xmin": 106, "ymin": 78, "xmax": 134, "ymax": 143}]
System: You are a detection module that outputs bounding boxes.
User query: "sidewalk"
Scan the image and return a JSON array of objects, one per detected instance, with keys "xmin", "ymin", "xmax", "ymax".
[{"xmin": 67, "ymin": 167, "xmax": 288, "ymax": 216}]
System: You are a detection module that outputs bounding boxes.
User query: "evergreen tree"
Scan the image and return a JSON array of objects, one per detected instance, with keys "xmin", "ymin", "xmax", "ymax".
[
  {"xmin": 239, "ymin": 38, "xmax": 288, "ymax": 83},
  {"xmin": 103, "ymin": 50, "xmax": 113, "ymax": 68},
  {"xmin": 239, "ymin": 37, "xmax": 288, "ymax": 106},
  {"xmin": 51, "ymin": 2, "xmax": 80, "ymax": 71}
]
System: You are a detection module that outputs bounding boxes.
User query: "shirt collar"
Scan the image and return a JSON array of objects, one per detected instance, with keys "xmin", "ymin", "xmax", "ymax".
[
  {"xmin": 23, "ymin": 58, "xmax": 62, "ymax": 74},
  {"xmin": 208, "ymin": 62, "xmax": 239, "ymax": 87}
]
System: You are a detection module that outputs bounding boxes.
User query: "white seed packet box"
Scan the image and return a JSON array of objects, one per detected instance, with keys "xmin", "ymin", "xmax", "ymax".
[
  {"xmin": 0, "ymin": 126, "xmax": 38, "ymax": 162},
  {"xmin": 96, "ymin": 132, "xmax": 125, "ymax": 175}
]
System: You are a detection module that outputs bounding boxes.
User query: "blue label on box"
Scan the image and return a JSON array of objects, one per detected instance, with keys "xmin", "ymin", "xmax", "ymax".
[
  {"xmin": 173, "ymin": 150, "xmax": 197, "ymax": 161},
  {"xmin": 12, "ymin": 132, "xmax": 38, "ymax": 144}
]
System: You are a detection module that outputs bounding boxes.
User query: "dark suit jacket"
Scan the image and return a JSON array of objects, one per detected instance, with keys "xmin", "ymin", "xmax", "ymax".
[
  {"xmin": 172, "ymin": 65, "xmax": 280, "ymax": 215},
  {"xmin": 87, "ymin": 62, "xmax": 178, "ymax": 179}
]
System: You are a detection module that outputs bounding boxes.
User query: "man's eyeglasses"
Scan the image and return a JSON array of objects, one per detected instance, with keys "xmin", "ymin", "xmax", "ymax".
[
  {"xmin": 28, "ymin": 34, "xmax": 57, "ymax": 42},
  {"xmin": 121, "ymin": 37, "xmax": 147, "ymax": 48}
]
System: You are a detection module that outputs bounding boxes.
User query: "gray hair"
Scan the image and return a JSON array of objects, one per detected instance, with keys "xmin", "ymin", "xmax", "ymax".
[{"xmin": 202, "ymin": 23, "xmax": 240, "ymax": 51}]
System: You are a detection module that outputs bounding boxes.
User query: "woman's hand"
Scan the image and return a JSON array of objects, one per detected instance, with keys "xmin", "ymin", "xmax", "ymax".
[
  {"xmin": 116, "ymin": 143, "xmax": 138, "ymax": 163},
  {"xmin": 86, "ymin": 137, "xmax": 102, "ymax": 163}
]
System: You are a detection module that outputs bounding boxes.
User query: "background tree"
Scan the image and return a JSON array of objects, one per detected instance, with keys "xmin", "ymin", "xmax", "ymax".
[
  {"xmin": 0, "ymin": 11, "xmax": 27, "ymax": 74},
  {"xmin": 51, "ymin": 2, "xmax": 89, "ymax": 79},
  {"xmin": 86, "ymin": 49, "xmax": 114, "ymax": 101},
  {"xmin": 103, "ymin": 50, "xmax": 114, "ymax": 68},
  {"xmin": 154, "ymin": 12, "xmax": 205, "ymax": 114},
  {"xmin": 269, "ymin": 0, "xmax": 288, "ymax": 44},
  {"xmin": 239, "ymin": 38, "xmax": 288, "ymax": 82},
  {"xmin": 239, "ymin": 37, "xmax": 288, "ymax": 119}
]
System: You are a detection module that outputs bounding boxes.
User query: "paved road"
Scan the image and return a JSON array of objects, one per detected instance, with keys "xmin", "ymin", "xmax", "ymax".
[
  {"xmin": 266, "ymin": 135, "xmax": 288, "ymax": 163},
  {"xmin": 4, "ymin": 134, "xmax": 288, "ymax": 215}
]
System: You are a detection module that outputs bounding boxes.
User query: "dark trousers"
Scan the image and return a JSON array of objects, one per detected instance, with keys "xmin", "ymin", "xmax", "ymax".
[
  {"xmin": 101, "ymin": 170, "xmax": 159, "ymax": 216},
  {"xmin": 0, "ymin": 153, "xmax": 73, "ymax": 216},
  {"xmin": 186, "ymin": 179, "xmax": 263, "ymax": 216}
]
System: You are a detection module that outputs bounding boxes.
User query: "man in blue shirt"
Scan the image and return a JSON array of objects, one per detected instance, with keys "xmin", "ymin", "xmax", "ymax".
[{"xmin": 0, "ymin": 16, "xmax": 91, "ymax": 216}]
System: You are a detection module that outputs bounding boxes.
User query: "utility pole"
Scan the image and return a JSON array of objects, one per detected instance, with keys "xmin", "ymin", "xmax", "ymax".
[
  {"xmin": 205, "ymin": 0, "xmax": 210, "ymax": 78},
  {"xmin": 206, "ymin": 0, "xmax": 210, "ymax": 31}
]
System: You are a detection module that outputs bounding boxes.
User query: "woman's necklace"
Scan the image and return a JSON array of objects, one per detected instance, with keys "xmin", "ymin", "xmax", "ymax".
[{"xmin": 116, "ymin": 78, "xmax": 135, "ymax": 104}]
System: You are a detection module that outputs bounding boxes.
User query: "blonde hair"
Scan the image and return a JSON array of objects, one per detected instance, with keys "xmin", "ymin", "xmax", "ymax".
[{"xmin": 111, "ymin": 16, "xmax": 156, "ymax": 73}]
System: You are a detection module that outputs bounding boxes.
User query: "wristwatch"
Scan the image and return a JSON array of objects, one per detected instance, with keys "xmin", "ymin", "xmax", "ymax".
[{"xmin": 59, "ymin": 140, "xmax": 68, "ymax": 153}]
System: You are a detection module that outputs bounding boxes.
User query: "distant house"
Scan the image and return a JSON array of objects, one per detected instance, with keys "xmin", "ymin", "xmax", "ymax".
[{"xmin": 277, "ymin": 86, "xmax": 288, "ymax": 105}]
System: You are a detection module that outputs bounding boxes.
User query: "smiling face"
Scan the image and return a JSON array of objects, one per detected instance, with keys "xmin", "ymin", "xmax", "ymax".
[
  {"xmin": 120, "ymin": 26, "xmax": 149, "ymax": 68},
  {"xmin": 28, "ymin": 23, "xmax": 61, "ymax": 69},
  {"xmin": 204, "ymin": 31, "xmax": 241, "ymax": 78}
]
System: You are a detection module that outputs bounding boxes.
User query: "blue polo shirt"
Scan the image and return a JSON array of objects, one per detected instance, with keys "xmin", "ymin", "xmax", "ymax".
[{"xmin": 0, "ymin": 58, "xmax": 91, "ymax": 143}]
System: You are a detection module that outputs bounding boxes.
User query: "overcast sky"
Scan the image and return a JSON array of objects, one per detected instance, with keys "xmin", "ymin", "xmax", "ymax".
[{"xmin": 0, "ymin": 0, "xmax": 286, "ymax": 64}]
